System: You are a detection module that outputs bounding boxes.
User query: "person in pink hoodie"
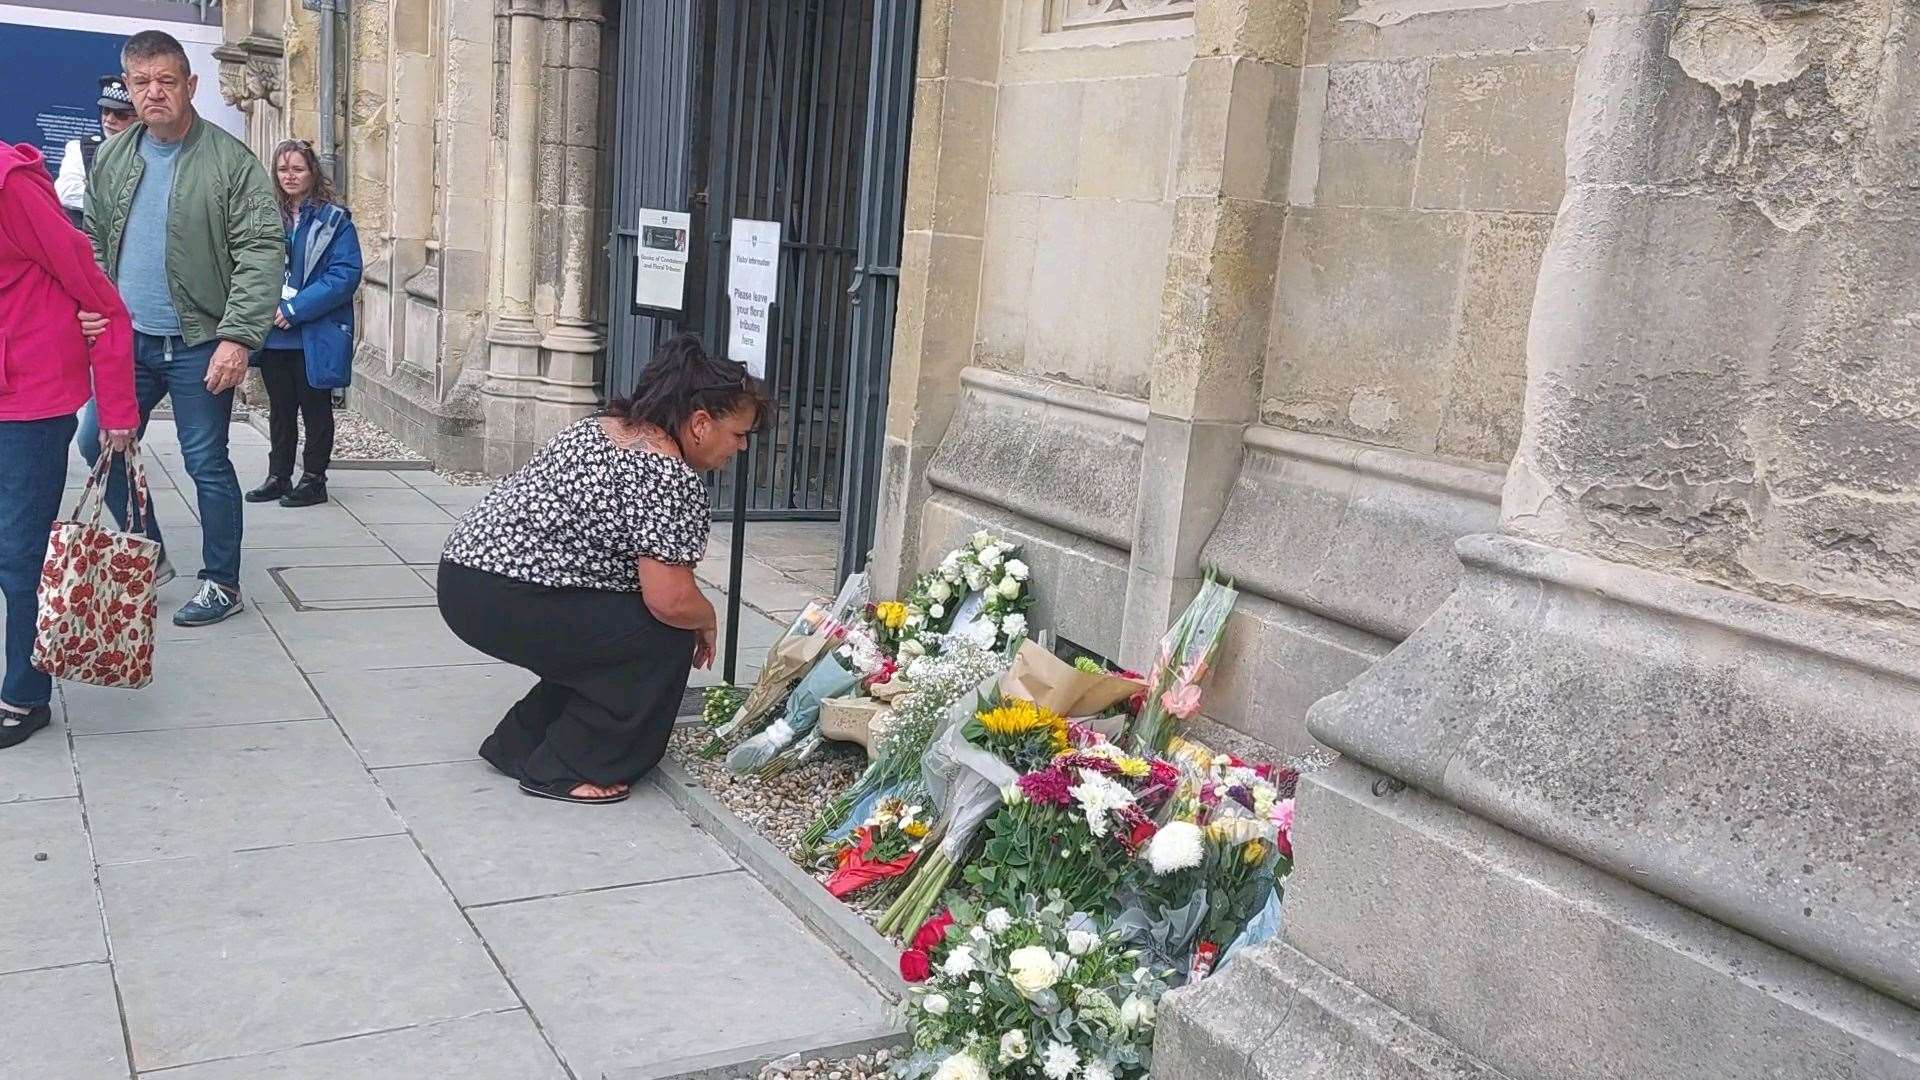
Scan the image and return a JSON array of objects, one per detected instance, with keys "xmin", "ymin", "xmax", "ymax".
[{"xmin": 0, "ymin": 140, "xmax": 138, "ymax": 748}]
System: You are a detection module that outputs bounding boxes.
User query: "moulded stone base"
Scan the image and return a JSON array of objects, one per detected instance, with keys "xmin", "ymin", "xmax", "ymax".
[
  {"xmin": 1158, "ymin": 759, "xmax": 1920, "ymax": 1080},
  {"xmin": 348, "ymin": 357, "xmax": 485, "ymax": 472}
]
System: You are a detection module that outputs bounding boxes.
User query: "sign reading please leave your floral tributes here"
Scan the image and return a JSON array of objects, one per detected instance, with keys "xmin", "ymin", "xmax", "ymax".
[{"xmin": 727, "ymin": 218, "xmax": 781, "ymax": 379}]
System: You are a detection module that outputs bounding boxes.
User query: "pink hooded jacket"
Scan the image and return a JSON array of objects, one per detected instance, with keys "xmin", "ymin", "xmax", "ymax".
[{"xmin": 0, "ymin": 142, "xmax": 137, "ymax": 429}]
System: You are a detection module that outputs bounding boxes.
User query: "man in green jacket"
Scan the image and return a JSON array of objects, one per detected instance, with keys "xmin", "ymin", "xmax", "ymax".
[{"xmin": 76, "ymin": 29, "xmax": 284, "ymax": 627}]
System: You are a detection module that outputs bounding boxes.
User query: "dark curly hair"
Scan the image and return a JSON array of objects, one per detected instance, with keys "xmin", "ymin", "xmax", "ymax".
[{"xmin": 606, "ymin": 335, "xmax": 771, "ymax": 451}]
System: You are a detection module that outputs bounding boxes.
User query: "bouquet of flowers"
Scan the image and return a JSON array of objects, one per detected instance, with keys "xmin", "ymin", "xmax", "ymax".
[
  {"xmin": 894, "ymin": 899, "xmax": 1171, "ymax": 1080},
  {"xmin": 796, "ymin": 641, "xmax": 1010, "ymax": 854},
  {"xmin": 962, "ymin": 742, "xmax": 1179, "ymax": 917},
  {"xmin": 897, "ymin": 533, "xmax": 1035, "ymax": 659},
  {"xmin": 702, "ymin": 573, "xmax": 870, "ymax": 757},
  {"xmin": 1119, "ymin": 750, "xmax": 1298, "ymax": 979},
  {"xmin": 1127, "ymin": 570, "xmax": 1238, "ymax": 753},
  {"xmin": 725, "ymin": 651, "xmax": 861, "ymax": 773},
  {"xmin": 821, "ymin": 796, "xmax": 932, "ymax": 898},
  {"xmin": 877, "ymin": 694, "xmax": 1066, "ymax": 936},
  {"xmin": 699, "ymin": 685, "xmax": 748, "ymax": 731}
]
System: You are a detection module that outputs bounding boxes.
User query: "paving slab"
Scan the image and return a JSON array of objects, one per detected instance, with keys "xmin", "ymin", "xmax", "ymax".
[
  {"xmin": 309, "ymin": 663, "xmax": 532, "ymax": 768},
  {"xmin": 332, "ymin": 486, "xmax": 456, "ymax": 525},
  {"xmin": 0, "ymin": 963, "xmax": 130, "ymax": 1078},
  {"xmin": 470, "ymin": 872, "xmax": 888, "ymax": 1079},
  {"xmin": 0, "ymin": 699, "xmax": 76, "ymax": 804},
  {"xmin": 276, "ymin": 564, "xmax": 437, "ymax": 604},
  {"xmin": 322, "ymin": 469, "xmax": 412, "ymax": 488},
  {"xmin": 419, "ymin": 485, "xmax": 492, "ymax": 514},
  {"xmin": 102, "ymin": 834, "xmax": 516, "ymax": 1072},
  {"xmin": 240, "ymin": 544, "xmax": 403, "ymax": 601},
  {"xmin": 380, "ymin": 760, "xmax": 736, "ymax": 906},
  {"xmin": 365, "ymin": 521, "xmax": 456, "ymax": 564},
  {"xmin": 0, "ymin": 797, "xmax": 105, "ymax": 974},
  {"xmin": 241, "ymin": 503, "xmax": 383, "ymax": 550},
  {"xmin": 75, "ymin": 719, "xmax": 402, "ymax": 864},
  {"xmin": 263, "ymin": 604, "xmax": 488, "ymax": 673},
  {"xmin": 148, "ymin": 1009, "xmax": 567, "ymax": 1080},
  {"xmin": 62, "ymin": 629, "xmax": 324, "ymax": 734}
]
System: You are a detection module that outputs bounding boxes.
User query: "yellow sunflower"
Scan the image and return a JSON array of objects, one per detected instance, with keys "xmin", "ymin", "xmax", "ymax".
[{"xmin": 978, "ymin": 699, "xmax": 1069, "ymax": 750}]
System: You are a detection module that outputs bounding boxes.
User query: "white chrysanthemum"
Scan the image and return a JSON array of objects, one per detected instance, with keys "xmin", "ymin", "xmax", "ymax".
[
  {"xmin": 1068, "ymin": 771, "xmax": 1135, "ymax": 838},
  {"xmin": 934, "ymin": 1051, "xmax": 988, "ymax": 1080},
  {"xmin": 965, "ymin": 568, "xmax": 987, "ymax": 592},
  {"xmin": 984, "ymin": 907, "xmax": 1014, "ymax": 934},
  {"xmin": 999, "ymin": 1030, "xmax": 1030, "ymax": 1063},
  {"xmin": 942, "ymin": 945, "xmax": 977, "ymax": 978},
  {"xmin": 1082, "ymin": 1058, "xmax": 1116, "ymax": 1080},
  {"xmin": 1146, "ymin": 820, "xmax": 1206, "ymax": 874},
  {"xmin": 1007, "ymin": 945, "xmax": 1061, "ymax": 995},
  {"xmin": 1001, "ymin": 612, "xmax": 1028, "ymax": 639},
  {"xmin": 922, "ymin": 992, "xmax": 949, "ymax": 1016},
  {"xmin": 929, "ymin": 603, "xmax": 945, "ymax": 619},
  {"xmin": 1065, "ymin": 929, "xmax": 1099, "ymax": 956},
  {"xmin": 1041, "ymin": 1041, "xmax": 1080, "ymax": 1080},
  {"xmin": 978, "ymin": 545, "xmax": 1005, "ymax": 569},
  {"xmin": 1006, "ymin": 558, "xmax": 1030, "ymax": 581},
  {"xmin": 957, "ymin": 619, "xmax": 998, "ymax": 649}
]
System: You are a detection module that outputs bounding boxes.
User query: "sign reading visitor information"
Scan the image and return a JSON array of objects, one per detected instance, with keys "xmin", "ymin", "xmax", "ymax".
[
  {"xmin": 632, "ymin": 208, "xmax": 691, "ymax": 314},
  {"xmin": 727, "ymin": 218, "xmax": 782, "ymax": 378}
]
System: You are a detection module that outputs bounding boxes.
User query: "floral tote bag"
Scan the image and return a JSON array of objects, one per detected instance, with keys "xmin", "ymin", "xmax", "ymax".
[{"xmin": 33, "ymin": 447, "xmax": 160, "ymax": 690}]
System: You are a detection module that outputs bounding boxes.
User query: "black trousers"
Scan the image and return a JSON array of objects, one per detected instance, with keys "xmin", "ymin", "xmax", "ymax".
[
  {"xmin": 436, "ymin": 560, "xmax": 696, "ymax": 787},
  {"xmin": 258, "ymin": 348, "xmax": 335, "ymax": 480}
]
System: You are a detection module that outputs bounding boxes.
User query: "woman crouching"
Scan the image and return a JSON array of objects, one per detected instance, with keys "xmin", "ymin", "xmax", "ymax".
[{"xmin": 437, "ymin": 335, "xmax": 766, "ymax": 804}]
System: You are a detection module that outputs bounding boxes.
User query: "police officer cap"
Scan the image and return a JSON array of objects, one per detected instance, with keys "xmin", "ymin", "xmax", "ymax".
[{"xmin": 97, "ymin": 76, "xmax": 134, "ymax": 113}]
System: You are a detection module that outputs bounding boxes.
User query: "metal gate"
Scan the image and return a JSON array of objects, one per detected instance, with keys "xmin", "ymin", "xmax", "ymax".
[{"xmin": 605, "ymin": 0, "xmax": 917, "ymax": 554}]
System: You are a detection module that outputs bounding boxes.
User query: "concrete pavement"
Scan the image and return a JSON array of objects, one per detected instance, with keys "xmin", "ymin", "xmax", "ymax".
[{"xmin": 0, "ymin": 419, "xmax": 886, "ymax": 1079}]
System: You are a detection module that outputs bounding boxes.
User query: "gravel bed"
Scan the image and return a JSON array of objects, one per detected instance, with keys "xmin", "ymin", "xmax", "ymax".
[
  {"xmin": 434, "ymin": 469, "xmax": 494, "ymax": 486},
  {"xmin": 333, "ymin": 408, "xmax": 426, "ymax": 462},
  {"xmin": 750, "ymin": 1046, "xmax": 896, "ymax": 1080},
  {"xmin": 667, "ymin": 726, "xmax": 869, "ymax": 860}
]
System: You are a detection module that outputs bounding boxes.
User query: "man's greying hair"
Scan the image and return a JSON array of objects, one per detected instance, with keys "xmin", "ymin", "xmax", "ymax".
[{"xmin": 122, "ymin": 30, "xmax": 191, "ymax": 76}]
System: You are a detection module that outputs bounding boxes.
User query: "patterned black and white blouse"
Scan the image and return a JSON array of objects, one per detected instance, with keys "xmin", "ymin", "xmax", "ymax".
[{"xmin": 442, "ymin": 417, "xmax": 710, "ymax": 591}]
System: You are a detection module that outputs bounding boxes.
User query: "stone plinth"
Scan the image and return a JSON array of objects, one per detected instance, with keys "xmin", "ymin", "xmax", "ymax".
[{"xmin": 1160, "ymin": 0, "xmax": 1920, "ymax": 1073}]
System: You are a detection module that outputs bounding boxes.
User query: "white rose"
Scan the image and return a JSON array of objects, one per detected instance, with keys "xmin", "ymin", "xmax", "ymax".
[
  {"xmin": 934, "ymin": 1051, "xmax": 988, "ymax": 1080},
  {"xmin": 1005, "ymin": 558, "xmax": 1030, "ymax": 581},
  {"xmin": 978, "ymin": 545, "xmax": 1004, "ymax": 569},
  {"xmin": 999, "ymin": 1031, "xmax": 1030, "ymax": 1063},
  {"xmin": 930, "ymin": 580, "xmax": 953, "ymax": 602},
  {"xmin": 1006, "ymin": 945, "xmax": 1061, "ymax": 996},
  {"xmin": 1065, "ymin": 929, "xmax": 1099, "ymax": 956},
  {"xmin": 1120, "ymin": 993, "xmax": 1156, "ymax": 1028},
  {"xmin": 997, "ymin": 576, "xmax": 1021, "ymax": 599},
  {"xmin": 965, "ymin": 568, "xmax": 987, "ymax": 592},
  {"xmin": 922, "ymin": 992, "xmax": 950, "ymax": 1016},
  {"xmin": 971, "ymin": 530, "xmax": 994, "ymax": 549},
  {"xmin": 984, "ymin": 907, "xmax": 1013, "ymax": 934},
  {"xmin": 1001, "ymin": 613, "xmax": 1027, "ymax": 638},
  {"xmin": 929, "ymin": 603, "xmax": 945, "ymax": 619},
  {"xmin": 942, "ymin": 945, "xmax": 977, "ymax": 978}
]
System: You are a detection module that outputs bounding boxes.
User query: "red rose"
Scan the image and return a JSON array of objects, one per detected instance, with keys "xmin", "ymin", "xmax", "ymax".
[
  {"xmin": 1128, "ymin": 820, "xmax": 1157, "ymax": 849},
  {"xmin": 1276, "ymin": 827, "xmax": 1293, "ymax": 859},
  {"xmin": 899, "ymin": 948, "xmax": 931, "ymax": 983},
  {"xmin": 1127, "ymin": 690, "xmax": 1147, "ymax": 715},
  {"xmin": 910, "ymin": 909, "xmax": 954, "ymax": 951}
]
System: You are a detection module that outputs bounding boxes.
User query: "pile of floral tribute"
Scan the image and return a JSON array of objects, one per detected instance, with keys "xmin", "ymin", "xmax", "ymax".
[{"xmin": 695, "ymin": 546, "xmax": 1299, "ymax": 1079}]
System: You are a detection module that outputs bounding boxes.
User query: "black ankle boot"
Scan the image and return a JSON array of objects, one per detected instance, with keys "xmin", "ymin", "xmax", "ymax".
[
  {"xmin": 245, "ymin": 475, "xmax": 291, "ymax": 503},
  {"xmin": 279, "ymin": 474, "xmax": 329, "ymax": 507}
]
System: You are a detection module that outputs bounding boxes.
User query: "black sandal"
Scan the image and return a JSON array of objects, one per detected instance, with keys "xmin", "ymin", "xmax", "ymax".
[
  {"xmin": 0, "ymin": 705, "xmax": 51, "ymax": 750},
  {"xmin": 517, "ymin": 778, "xmax": 630, "ymax": 805}
]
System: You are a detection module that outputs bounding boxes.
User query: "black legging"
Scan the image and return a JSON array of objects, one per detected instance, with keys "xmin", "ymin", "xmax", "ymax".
[
  {"xmin": 258, "ymin": 348, "xmax": 335, "ymax": 480},
  {"xmin": 437, "ymin": 560, "xmax": 696, "ymax": 787}
]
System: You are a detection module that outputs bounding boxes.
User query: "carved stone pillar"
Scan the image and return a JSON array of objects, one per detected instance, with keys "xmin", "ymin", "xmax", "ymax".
[
  {"xmin": 214, "ymin": 46, "xmax": 287, "ymax": 162},
  {"xmin": 534, "ymin": 0, "xmax": 606, "ymax": 441},
  {"xmin": 482, "ymin": 0, "xmax": 549, "ymax": 471},
  {"xmin": 1158, "ymin": 2, "xmax": 1920, "ymax": 1076}
]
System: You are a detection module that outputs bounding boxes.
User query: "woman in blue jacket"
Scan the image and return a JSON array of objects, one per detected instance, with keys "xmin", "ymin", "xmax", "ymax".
[{"xmin": 247, "ymin": 139, "xmax": 363, "ymax": 508}]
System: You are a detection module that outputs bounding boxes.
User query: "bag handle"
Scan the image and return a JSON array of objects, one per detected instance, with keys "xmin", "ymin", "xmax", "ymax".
[{"xmin": 66, "ymin": 444, "xmax": 153, "ymax": 533}]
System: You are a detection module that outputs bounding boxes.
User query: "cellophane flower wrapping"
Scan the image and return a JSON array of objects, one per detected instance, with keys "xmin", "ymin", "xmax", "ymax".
[
  {"xmin": 1126, "ymin": 572, "xmax": 1238, "ymax": 754},
  {"xmin": 703, "ymin": 572, "xmax": 870, "ymax": 756}
]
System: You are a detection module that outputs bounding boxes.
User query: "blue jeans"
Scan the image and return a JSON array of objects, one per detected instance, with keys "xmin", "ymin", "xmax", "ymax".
[
  {"xmin": 76, "ymin": 334, "xmax": 243, "ymax": 589},
  {"xmin": 0, "ymin": 415, "xmax": 78, "ymax": 708}
]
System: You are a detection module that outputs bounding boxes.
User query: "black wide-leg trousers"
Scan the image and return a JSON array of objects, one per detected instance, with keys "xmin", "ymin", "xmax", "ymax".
[{"xmin": 437, "ymin": 560, "xmax": 695, "ymax": 787}]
